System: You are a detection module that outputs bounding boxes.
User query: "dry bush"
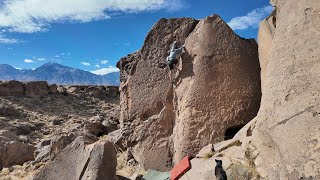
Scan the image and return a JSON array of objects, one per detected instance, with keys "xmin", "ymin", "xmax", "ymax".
[
  {"xmin": 203, "ymin": 152, "xmax": 215, "ymax": 159},
  {"xmin": 116, "ymin": 149, "xmax": 145, "ymax": 178},
  {"xmin": 228, "ymin": 148, "xmax": 260, "ymax": 180}
]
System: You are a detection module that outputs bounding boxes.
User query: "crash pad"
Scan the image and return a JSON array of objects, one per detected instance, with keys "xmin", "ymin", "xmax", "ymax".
[
  {"xmin": 170, "ymin": 156, "xmax": 191, "ymax": 180},
  {"xmin": 143, "ymin": 169, "xmax": 170, "ymax": 180}
]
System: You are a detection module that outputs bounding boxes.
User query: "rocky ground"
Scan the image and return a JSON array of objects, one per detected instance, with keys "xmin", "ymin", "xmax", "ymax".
[{"xmin": 0, "ymin": 81, "xmax": 136, "ymax": 180}]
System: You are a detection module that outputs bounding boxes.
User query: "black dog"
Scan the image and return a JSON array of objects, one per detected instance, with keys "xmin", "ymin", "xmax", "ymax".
[{"xmin": 215, "ymin": 159, "xmax": 227, "ymax": 180}]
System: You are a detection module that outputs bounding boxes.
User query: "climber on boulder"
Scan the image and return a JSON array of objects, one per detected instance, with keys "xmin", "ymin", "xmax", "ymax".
[{"xmin": 166, "ymin": 41, "xmax": 185, "ymax": 83}]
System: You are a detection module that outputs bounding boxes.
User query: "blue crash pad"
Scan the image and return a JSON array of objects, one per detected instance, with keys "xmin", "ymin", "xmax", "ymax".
[{"xmin": 142, "ymin": 169, "xmax": 170, "ymax": 180}]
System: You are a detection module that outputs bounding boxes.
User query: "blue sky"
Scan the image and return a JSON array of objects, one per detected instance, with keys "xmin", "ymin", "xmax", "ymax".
[{"xmin": 0, "ymin": 0, "xmax": 273, "ymax": 75}]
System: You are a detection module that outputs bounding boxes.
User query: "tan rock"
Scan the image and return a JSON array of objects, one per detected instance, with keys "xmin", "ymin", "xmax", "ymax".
[
  {"xmin": 107, "ymin": 129, "xmax": 126, "ymax": 151},
  {"xmin": 66, "ymin": 86, "xmax": 81, "ymax": 94},
  {"xmin": 117, "ymin": 15, "xmax": 261, "ymax": 170},
  {"xmin": 258, "ymin": 10, "xmax": 276, "ymax": 90},
  {"xmin": 247, "ymin": 0, "xmax": 320, "ymax": 178},
  {"xmin": 173, "ymin": 14, "xmax": 261, "ymax": 162},
  {"xmin": 57, "ymin": 85, "xmax": 67, "ymax": 94},
  {"xmin": 117, "ymin": 17, "xmax": 199, "ymax": 171},
  {"xmin": 34, "ymin": 136, "xmax": 117, "ymax": 180},
  {"xmin": 185, "ymin": 0, "xmax": 320, "ymax": 179},
  {"xmin": 0, "ymin": 130, "xmax": 35, "ymax": 169}
]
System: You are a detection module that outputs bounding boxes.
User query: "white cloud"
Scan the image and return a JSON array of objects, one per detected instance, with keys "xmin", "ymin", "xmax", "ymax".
[
  {"xmin": 59, "ymin": 52, "xmax": 71, "ymax": 56},
  {"xmin": 95, "ymin": 64, "xmax": 100, "ymax": 68},
  {"xmin": 81, "ymin": 62, "xmax": 91, "ymax": 66},
  {"xmin": 0, "ymin": 0, "xmax": 185, "ymax": 33},
  {"xmin": 227, "ymin": 5, "xmax": 274, "ymax": 30},
  {"xmin": 100, "ymin": 60, "xmax": 109, "ymax": 64},
  {"xmin": 91, "ymin": 66, "xmax": 119, "ymax": 75},
  {"xmin": 37, "ymin": 58, "xmax": 46, "ymax": 61},
  {"xmin": 0, "ymin": 34, "xmax": 20, "ymax": 44},
  {"xmin": 24, "ymin": 59, "xmax": 34, "ymax": 63}
]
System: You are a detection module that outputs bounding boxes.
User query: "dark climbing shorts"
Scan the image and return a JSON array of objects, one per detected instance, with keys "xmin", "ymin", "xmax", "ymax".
[{"xmin": 167, "ymin": 59, "xmax": 178, "ymax": 70}]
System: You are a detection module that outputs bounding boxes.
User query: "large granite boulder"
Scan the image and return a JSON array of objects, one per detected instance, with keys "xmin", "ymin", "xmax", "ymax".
[
  {"xmin": 172, "ymin": 15, "xmax": 261, "ymax": 162},
  {"xmin": 34, "ymin": 136, "xmax": 117, "ymax": 180},
  {"xmin": 24, "ymin": 81, "xmax": 49, "ymax": 98},
  {"xmin": 0, "ymin": 130, "xmax": 35, "ymax": 169},
  {"xmin": 117, "ymin": 18, "xmax": 199, "ymax": 171},
  {"xmin": 0, "ymin": 80, "xmax": 25, "ymax": 96},
  {"xmin": 117, "ymin": 15, "xmax": 261, "ymax": 170},
  {"xmin": 182, "ymin": 0, "xmax": 320, "ymax": 179}
]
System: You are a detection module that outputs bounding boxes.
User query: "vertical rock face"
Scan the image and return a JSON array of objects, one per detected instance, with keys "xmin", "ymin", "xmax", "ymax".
[
  {"xmin": 117, "ymin": 16, "xmax": 261, "ymax": 170},
  {"xmin": 258, "ymin": 10, "xmax": 276, "ymax": 90},
  {"xmin": 250, "ymin": 0, "xmax": 320, "ymax": 178},
  {"xmin": 117, "ymin": 18, "xmax": 199, "ymax": 171},
  {"xmin": 173, "ymin": 15, "xmax": 261, "ymax": 162},
  {"xmin": 197, "ymin": 1, "xmax": 320, "ymax": 179}
]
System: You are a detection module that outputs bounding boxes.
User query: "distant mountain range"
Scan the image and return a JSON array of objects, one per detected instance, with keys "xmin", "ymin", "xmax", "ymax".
[{"xmin": 0, "ymin": 63, "xmax": 119, "ymax": 85}]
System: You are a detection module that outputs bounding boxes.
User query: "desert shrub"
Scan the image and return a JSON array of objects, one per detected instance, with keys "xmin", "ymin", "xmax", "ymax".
[
  {"xmin": 228, "ymin": 148, "xmax": 260, "ymax": 180},
  {"xmin": 203, "ymin": 151, "xmax": 215, "ymax": 159}
]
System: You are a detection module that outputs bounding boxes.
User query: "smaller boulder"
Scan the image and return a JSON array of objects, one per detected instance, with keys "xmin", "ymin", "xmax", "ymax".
[
  {"xmin": 0, "ymin": 80, "xmax": 25, "ymax": 96},
  {"xmin": 15, "ymin": 124, "xmax": 33, "ymax": 135},
  {"xmin": 84, "ymin": 122, "xmax": 105, "ymax": 136},
  {"xmin": 24, "ymin": 81, "xmax": 49, "ymax": 98},
  {"xmin": 0, "ymin": 130, "xmax": 35, "ymax": 169},
  {"xmin": 34, "ymin": 136, "xmax": 117, "ymax": 180},
  {"xmin": 51, "ymin": 118, "xmax": 63, "ymax": 126},
  {"xmin": 105, "ymin": 86, "xmax": 119, "ymax": 97},
  {"xmin": 87, "ymin": 86, "xmax": 106, "ymax": 97},
  {"xmin": 102, "ymin": 119, "xmax": 119, "ymax": 133},
  {"xmin": 48, "ymin": 84, "xmax": 58, "ymax": 94},
  {"xmin": 57, "ymin": 85, "xmax": 67, "ymax": 94},
  {"xmin": 66, "ymin": 86, "xmax": 81, "ymax": 94},
  {"xmin": 0, "ymin": 104, "xmax": 20, "ymax": 117},
  {"xmin": 107, "ymin": 129, "xmax": 126, "ymax": 151}
]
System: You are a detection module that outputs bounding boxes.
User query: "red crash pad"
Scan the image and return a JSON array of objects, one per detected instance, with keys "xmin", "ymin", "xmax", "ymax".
[{"xmin": 170, "ymin": 156, "xmax": 191, "ymax": 180}]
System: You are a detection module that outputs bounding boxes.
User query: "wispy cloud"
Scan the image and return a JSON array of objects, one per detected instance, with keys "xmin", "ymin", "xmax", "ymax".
[
  {"xmin": 81, "ymin": 62, "xmax": 91, "ymax": 66},
  {"xmin": 60, "ymin": 52, "xmax": 71, "ymax": 56},
  {"xmin": 37, "ymin": 58, "xmax": 46, "ymax": 61},
  {"xmin": 164, "ymin": 0, "xmax": 189, "ymax": 12},
  {"xmin": 100, "ymin": 60, "xmax": 109, "ymax": 64},
  {"xmin": 0, "ymin": 0, "xmax": 186, "ymax": 33},
  {"xmin": 91, "ymin": 66, "xmax": 119, "ymax": 75},
  {"xmin": 0, "ymin": 34, "xmax": 20, "ymax": 44},
  {"xmin": 95, "ymin": 64, "xmax": 100, "ymax": 68},
  {"xmin": 24, "ymin": 59, "xmax": 34, "ymax": 63},
  {"xmin": 227, "ymin": 5, "xmax": 274, "ymax": 30}
]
